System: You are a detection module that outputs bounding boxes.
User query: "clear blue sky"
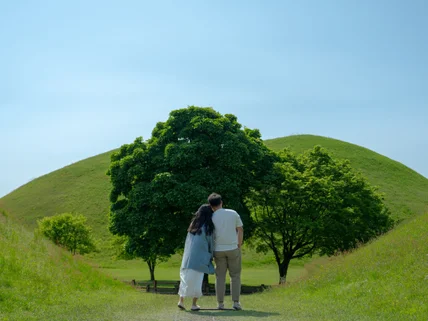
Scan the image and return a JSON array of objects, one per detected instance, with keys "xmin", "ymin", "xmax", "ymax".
[{"xmin": 1, "ymin": 0, "xmax": 427, "ymax": 197}]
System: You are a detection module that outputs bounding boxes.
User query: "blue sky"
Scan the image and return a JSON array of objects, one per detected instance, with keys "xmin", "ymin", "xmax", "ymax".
[{"xmin": 1, "ymin": 0, "xmax": 427, "ymax": 197}]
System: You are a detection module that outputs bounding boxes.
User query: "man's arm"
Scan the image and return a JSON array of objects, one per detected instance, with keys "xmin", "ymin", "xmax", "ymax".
[{"xmin": 236, "ymin": 226, "xmax": 243, "ymax": 249}]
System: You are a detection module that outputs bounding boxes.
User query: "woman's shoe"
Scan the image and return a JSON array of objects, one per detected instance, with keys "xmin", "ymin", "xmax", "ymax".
[
  {"xmin": 191, "ymin": 305, "xmax": 201, "ymax": 311},
  {"xmin": 177, "ymin": 303, "xmax": 185, "ymax": 310}
]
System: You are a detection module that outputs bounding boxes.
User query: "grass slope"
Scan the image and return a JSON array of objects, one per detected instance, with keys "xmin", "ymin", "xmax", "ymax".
[
  {"xmin": 0, "ymin": 151, "xmax": 114, "ymax": 241},
  {"xmin": 0, "ymin": 215, "xmax": 151, "ymax": 321},
  {"xmin": 1, "ymin": 208, "xmax": 427, "ymax": 320},
  {"xmin": 245, "ymin": 211, "xmax": 428, "ymax": 321}
]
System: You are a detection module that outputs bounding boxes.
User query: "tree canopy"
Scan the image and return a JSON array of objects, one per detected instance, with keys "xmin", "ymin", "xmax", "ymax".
[
  {"xmin": 248, "ymin": 146, "xmax": 394, "ymax": 284},
  {"xmin": 107, "ymin": 106, "xmax": 275, "ymax": 280}
]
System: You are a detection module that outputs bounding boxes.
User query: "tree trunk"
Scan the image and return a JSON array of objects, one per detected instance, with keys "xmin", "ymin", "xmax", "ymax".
[
  {"xmin": 147, "ymin": 259, "xmax": 156, "ymax": 281},
  {"xmin": 278, "ymin": 258, "xmax": 291, "ymax": 284}
]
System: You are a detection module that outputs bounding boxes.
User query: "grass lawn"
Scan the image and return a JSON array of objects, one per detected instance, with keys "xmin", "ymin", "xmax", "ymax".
[
  {"xmin": 91, "ymin": 245, "xmax": 313, "ymax": 286},
  {"xmin": 99, "ymin": 263, "xmax": 307, "ymax": 286}
]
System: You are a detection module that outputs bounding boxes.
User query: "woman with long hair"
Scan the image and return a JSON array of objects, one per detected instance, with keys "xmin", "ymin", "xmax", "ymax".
[{"xmin": 177, "ymin": 204, "xmax": 215, "ymax": 311}]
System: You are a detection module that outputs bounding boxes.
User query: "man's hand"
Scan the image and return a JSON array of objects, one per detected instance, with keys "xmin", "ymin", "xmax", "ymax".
[{"xmin": 236, "ymin": 226, "xmax": 243, "ymax": 249}]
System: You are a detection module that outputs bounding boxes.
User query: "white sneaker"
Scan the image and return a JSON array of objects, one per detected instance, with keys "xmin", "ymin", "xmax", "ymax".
[
  {"xmin": 233, "ymin": 301, "xmax": 242, "ymax": 310},
  {"xmin": 217, "ymin": 303, "xmax": 224, "ymax": 310}
]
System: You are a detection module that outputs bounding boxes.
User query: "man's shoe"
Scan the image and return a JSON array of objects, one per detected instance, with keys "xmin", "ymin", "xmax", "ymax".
[
  {"xmin": 217, "ymin": 303, "xmax": 225, "ymax": 310},
  {"xmin": 233, "ymin": 301, "xmax": 242, "ymax": 310}
]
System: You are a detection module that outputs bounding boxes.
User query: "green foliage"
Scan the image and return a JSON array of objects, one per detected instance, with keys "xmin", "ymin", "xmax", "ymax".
[
  {"xmin": 38, "ymin": 213, "xmax": 97, "ymax": 255},
  {"xmin": 107, "ymin": 106, "xmax": 275, "ymax": 279},
  {"xmin": 249, "ymin": 146, "xmax": 394, "ymax": 283}
]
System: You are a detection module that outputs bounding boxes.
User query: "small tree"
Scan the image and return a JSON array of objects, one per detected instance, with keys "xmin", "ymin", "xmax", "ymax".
[
  {"xmin": 38, "ymin": 213, "xmax": 97, "ymax": 255},
  {"xmin": 248, "ymin": 146, "xmax": 394, "ymax": 284}
]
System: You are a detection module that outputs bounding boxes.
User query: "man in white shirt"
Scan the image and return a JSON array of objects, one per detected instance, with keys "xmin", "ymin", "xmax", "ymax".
[{"xmin": 208, "ymin": 193, "xmax": 243, "ymax": 310}]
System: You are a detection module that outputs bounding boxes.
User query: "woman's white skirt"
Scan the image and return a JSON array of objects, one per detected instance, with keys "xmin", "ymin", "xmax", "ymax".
[{"xmin": 178, "ymin": 268, "xmax": 204, "ymax": 298}]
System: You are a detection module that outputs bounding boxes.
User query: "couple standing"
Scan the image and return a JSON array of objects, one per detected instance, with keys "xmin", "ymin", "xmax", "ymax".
[{"xmin": 177, "ymin": 193, "xmax": 244, "ymax": 311}]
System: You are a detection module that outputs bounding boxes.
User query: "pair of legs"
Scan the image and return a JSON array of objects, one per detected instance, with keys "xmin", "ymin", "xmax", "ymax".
[
  {"xmin": 214, "ymin": 248, "xmax": 242, "ymax": 309},
  {"xmin": 178, "ymin": 296, "xmax": 199, "ymax": 310},
  {"xmin": 177, "ymin": 268, "xmax": 204, "ymax": 310}
]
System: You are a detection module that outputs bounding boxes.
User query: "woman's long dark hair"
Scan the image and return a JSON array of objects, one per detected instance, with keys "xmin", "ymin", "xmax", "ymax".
[{"xmin": 188, "ymin": 204, "xmax": 214, "ymax": 236}]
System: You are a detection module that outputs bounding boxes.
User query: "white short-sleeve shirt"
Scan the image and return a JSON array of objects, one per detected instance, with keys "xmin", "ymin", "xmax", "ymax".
[{"xmin": 212, "ymin": 208, "xmax": 243, "ymax": 251}]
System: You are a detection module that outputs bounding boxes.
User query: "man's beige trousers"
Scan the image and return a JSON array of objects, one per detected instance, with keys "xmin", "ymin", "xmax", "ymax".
[{"xmin": 214, "ymin": 248, "xmax": 241, "ymax": 303}]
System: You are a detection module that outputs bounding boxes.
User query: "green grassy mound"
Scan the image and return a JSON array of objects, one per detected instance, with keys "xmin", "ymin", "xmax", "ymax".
[
  {"xmin": 0, "ymin": 151, "xmax": 113, "ymax": 241},
  {"xmin": 2, "ymin": 134, "xmax": 426, "ymax": 241},
  {"xmin": 1, "ymin": 133, "xmax": 427, "ymax": 283}
]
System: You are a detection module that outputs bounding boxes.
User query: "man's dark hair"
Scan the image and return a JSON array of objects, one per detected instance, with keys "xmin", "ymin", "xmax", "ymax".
[{"xmin": 208, "ymin": 193, "xmax": 222, "ymax": 207}]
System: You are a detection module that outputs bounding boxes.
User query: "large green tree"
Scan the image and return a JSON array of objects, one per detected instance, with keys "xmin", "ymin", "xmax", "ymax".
[
  {"xmin": 107, "ymin": 106, "xmax": 275, "ymax": 280},
  {"xmin": 248, "ymin": 146, "xmax": 394, "ymax": 284}
]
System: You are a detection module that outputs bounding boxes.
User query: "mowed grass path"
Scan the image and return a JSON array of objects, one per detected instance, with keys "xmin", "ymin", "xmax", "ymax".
[{"xmin": 2, "ymin": 211, "xmax": 427, "ymax": 321}]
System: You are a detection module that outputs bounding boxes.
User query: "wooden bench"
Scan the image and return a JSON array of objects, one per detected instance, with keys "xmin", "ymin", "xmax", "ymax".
[
  {"xmin": 203, "ymin": 282, "xmax": 269, "ymax": 295},
  {"xmin": 129, "ymin": 279, "xmax": 270, "ymax": 295},
  {"xmin": 131, "ymin": 280, "xmax": 180, "ymax": 294}
]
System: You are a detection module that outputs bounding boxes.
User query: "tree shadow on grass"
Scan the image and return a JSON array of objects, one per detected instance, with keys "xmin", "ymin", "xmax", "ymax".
[{"xmin": 189, "ymin": 309, "xmax": 280, "ymax": 318}]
